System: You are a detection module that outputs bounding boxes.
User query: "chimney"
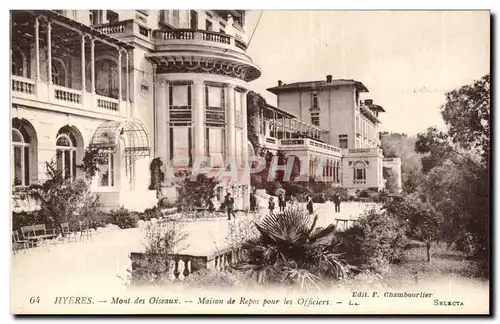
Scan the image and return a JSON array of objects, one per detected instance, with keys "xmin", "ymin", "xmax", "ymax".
[
  {"xmin": 326, "ymin": 75, "xmax": 333, "ymax": 83},
  {"xmin": 278, "ymin": 80, "xmax": 283, "ymax": 86},
  {"xmin": 364, "ymin": 99, "xmax": 373, "ymax": 106}
]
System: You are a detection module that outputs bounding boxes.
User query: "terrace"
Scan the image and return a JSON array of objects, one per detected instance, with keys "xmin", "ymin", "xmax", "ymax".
[{"xmin": 11, "ymin": 10, "xmax": 133, "ymax": 118}]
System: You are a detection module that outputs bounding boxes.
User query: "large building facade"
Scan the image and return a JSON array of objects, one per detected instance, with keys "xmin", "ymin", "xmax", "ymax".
[
  {"xmin": 11, "ymin": 10, "xmax": 260, "ymax": 211},
  {"xmin": 259, "ymin": 75, "xmax": 402, "ymax": 192}
]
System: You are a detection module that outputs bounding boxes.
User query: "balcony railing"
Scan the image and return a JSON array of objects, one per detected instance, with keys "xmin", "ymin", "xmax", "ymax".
[
  {"xmin": 347, "ymin": 147, "xmax": 383, "ymax": 156},
  {"xmin": 152, "ymin": 29, "xmax": 248, "ymax": 53},
  {"xmin": 94, "ymin": 19, "xmax": 151, "ymax": 42},
  {"xmin": 279, "ymin": 138, "xmax": 341, "ymax": 155},
  {"xmin": 53, "ymin": 85, "xmax": 82, "ymax": 106},
  {"xmin": 11, "ymin": 76, "xmax": 36, "ymax": 97},
  {"xmin": 11, "ymin": 76, "xmax": 127, "ymax": 117}
]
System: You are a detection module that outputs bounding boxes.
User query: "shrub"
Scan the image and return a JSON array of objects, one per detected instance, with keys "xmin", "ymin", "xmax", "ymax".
[
  {"xmin": 265, "ymin": 181, "xmax": 282, "ymax": 196},
  {"xmin": 12, "ymin": 210, "xmax": 48, "ymax": 231},
  {"xmin": 176, "ymin": 173, "xmax": 218, "ymax": 212},
  {"xmin": 182, "ymin": 269, "xmax": 244, "ymax": 289},
  {"xmin": 106, "ymin": 207, "xmax": 139, "ymax": 229},
  {"xmin": 27, "ymin": 162, "xmax": 101, "ymax": 233},
  {"xmin": 129, "ymin": 221, "xmax": 188, "ymax": 285},
  {"xmin": 312, "ymin": 193, "xmax": 325, "ymax": 203},
  {"xmin": 239, "ymin": 208, "xmax": 353, "ymax": 290},
  {"xmin": 225, "ymin": 211, "xmax": 264, "ymax": 248},
  {"xmin": 337, "ymin": 208, "xmax": 408, "ymax": 272},
  {"xmin": 140, "ymin": 206, "xmax": 161, "ymax": 221}
]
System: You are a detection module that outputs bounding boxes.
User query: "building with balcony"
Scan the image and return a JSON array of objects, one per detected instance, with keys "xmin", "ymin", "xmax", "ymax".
[
  {"xmin": 11, "ymin": 9, "xmax": 260, "ymax": 211},
  {"xmin": 252, "ymin": 103, "xmax": 343, "ymax": 184},
  {"xmin": 265, "ymin": 75, "xmax": 399, "ymax": 191}
]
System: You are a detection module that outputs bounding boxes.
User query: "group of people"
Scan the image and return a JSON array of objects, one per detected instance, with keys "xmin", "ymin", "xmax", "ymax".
[
  {"xmin": 269, "ymin": 193, "xmax": 342, "ymax": 215},
  {"xmin": 224, "ymin": 190, "xmax": 343, "ymax": 220}
]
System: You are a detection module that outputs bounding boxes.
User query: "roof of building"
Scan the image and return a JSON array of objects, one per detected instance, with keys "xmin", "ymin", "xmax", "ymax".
[
  {"xmin": 32, "ymin": 10, "xmax": 135, "ymax": 50},
  {"xmin": 267, "ymin": 79, "xmax": 369, "ymax": 94}
]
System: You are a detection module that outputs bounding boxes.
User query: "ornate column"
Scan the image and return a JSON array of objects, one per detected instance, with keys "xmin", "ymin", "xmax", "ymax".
[
  {"xmin": 34, "ymin": 17, "xmax": 40, "ymax": 81},
  {"xmin": 118, "ymin": 50, "xmax": 122, "ymax": 101},
  {"xmin": 125, "ymin": 51, "xmax": 129, "ymax": 101},
  {"xmin": 90, "ymin": 39, "xmax": 95, "ymax": 94},
  {"xmin": 81, "ymin": 34, "xmax": 86, "ymax": 92},
  {"xmin": 226, "ymin": 84, "xmax": 236, "ymax": 163},
  {"xmin": 242, "ymin": 89, "xmax": 249, "ymax": 167},
  {"xmin": 193, "ymin": 80, "xmax": 205, "ymax": 162},
  {"xmin": 47, "ymin": 21, "xmax": 52, "ymax": 85},
  {"xmin": 156, "ymin": 76, "xmax": 168, "ymax": 162},
  {"xmin": 241, "ymin": 89, "xmax": 250, "ymax": 209}
]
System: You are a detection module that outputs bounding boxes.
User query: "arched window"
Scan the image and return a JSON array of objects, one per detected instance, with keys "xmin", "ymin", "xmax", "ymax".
[
  {"xmin": 12, "ymin": 128, "xmax": 30, "ymax": 186},
  {"xmin": 11, "ymin": 47, "xmax": 29, "ymax": 78},
  {"xmin": 56, "ymin": 126, "xmax": 82, "ymax": 181},
  {"xmin": 353, "ymin": 161, "xmax": 366, "ymax": 184}
]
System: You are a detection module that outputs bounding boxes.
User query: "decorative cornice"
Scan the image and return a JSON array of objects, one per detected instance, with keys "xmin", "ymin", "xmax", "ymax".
[{"xmin": 155, "ymin": 56, "xmax": 251, "ymax": 82}]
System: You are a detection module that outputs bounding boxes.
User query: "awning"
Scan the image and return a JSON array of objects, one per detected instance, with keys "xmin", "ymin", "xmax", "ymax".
[{"xmin": 89, "ymin": 119, "xmax": 150, "ymax": 157}]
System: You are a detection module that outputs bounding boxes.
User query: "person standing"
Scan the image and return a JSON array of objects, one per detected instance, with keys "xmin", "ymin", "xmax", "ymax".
[
  {"xmin": 249, "ymin": 191, "xmax": 257, "ymax": 212},
  {"xmin": 306, "ymin": 195, "xmax": 314, "ymax": 215},
  {"xmin": 278, "ymin": 193, "xmax": 286, "ymax": 212},
  {"xmin": 268, "ymin": 197, "xmax": 275, "ymax": 216},
  {"xmin": 333, "ymin": 193, "xmax": 340, "ymax": 213},
  {"xmin": 225, "ymin": 192, "xmax": 235, "ymax": 220}
]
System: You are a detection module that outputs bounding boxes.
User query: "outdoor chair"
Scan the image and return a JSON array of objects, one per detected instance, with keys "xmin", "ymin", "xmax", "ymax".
[
  {"xmin": 78, "ymin": 220, "xmax": 92, "ymax": 242},
  {"xmin": 12, "ymin": 230, "xmax": 30, "ymax": 254},
  {"xmin": 20, "ymin": 224, "xmax": 57, "ymax": 247},
  {"xmin": 61, "ymin": 222, "xmax": 78, "ymax": 243}
]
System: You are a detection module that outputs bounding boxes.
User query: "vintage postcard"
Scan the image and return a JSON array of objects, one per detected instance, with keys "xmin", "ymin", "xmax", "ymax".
[{"xmin": 10, "ymin": 9, "xmax": 490, "ymax": 315}]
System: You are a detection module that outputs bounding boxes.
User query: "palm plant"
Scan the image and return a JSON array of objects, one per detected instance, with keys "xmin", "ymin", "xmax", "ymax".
[{"xmin": 238, "ymin": 208, "xmax": 353, "ymax": 290}]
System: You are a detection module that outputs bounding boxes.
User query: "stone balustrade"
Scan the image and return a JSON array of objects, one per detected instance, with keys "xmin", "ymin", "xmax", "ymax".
[
  {"xmin": 129, "ymin": 245, "xmax": 245, "ymax": 281},
  {"xmin": 11, "ymin": 76, "xmax": 36, "ymax": 96},
  {"xmin": 152, "ymin": 29, "xmax": 247, "ymax": 52},
  {"xmin": 53, "ymin": 85, "xmax": 82, "ymax": 104}
]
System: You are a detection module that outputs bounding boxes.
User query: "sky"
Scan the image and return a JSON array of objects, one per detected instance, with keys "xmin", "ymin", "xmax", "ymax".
[{"xmin": 244, "ymin": 10, "xmax": 490, "ymax": 136}]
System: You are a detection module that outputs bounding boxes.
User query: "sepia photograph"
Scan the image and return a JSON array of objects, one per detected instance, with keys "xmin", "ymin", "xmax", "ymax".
[{"xmin": 8, "ymin": 8, "xmax": 491, "ymax": 315}]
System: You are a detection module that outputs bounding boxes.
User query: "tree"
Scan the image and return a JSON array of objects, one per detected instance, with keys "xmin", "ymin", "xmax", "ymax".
[
  {"xmin": 415, "ymin": 127, "xmax": 453, "ymax": 173},
  {"xmin": 383, "ymin": 168, "xmax": 399, "ymax": 194},
  {"xmin": 82, "ymin": 148, "xmax": 107, "ymax": 179},
  {"xmin": 380, "ymin": 132, "xmax": 423, "ymax": 191},
  {"xmin": 28, "ymin": 161, "xmax": 100, "ymax": 233},
  {"xmin": 246, "ymin": 91, "xmax": 267, "ymax": 152},
  {"xmin": 441, "ymin": 74, "xmax": 490, "ymax": 163},
  {"xmin": 418, "ymin": 156, "xmax": 489, "ymax": 258}
]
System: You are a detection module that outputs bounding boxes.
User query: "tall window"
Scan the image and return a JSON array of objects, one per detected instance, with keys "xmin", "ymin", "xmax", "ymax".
[
  {"xmin": 205, "ymin": 85, "xmax": 225, "ymax": 167},
  {"xmin": 311, "ymin": 111, "xmax": 320, "ymax": 126},
  {"xmin": 339, "ymin": 134, "xmax": 348, "ymax": 149},
  {"xmin": 98, "ymin": 152, "xmax": 114, "ymax": 187},
  {"xmin": 169, "ymin": 83, "xmax": 193, "ymax": 167},
  {"xmin": 206, "ymin": 19, "xmax": 213, "ymax": 31},
  {"xmin": 172, "ymin": 10, "xmax": 180, "ymax": 26},
  {"xmin": 55, "ymin": 128, "xmax": 78, "ymax": 181},
  {"xmin": 353, "ymin": 161, "xmax": 366, "ymax": 184},
  {"xmin": 90, "ymin": 10, "xmax": 104, "ymax": 25},
  {"xmin": 12, "ymin": 129, "xmax": 30, "ymax": 186},
  {"xmin": 311, "ymin": 92, "xmax": 319, "ymax": 108}
]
